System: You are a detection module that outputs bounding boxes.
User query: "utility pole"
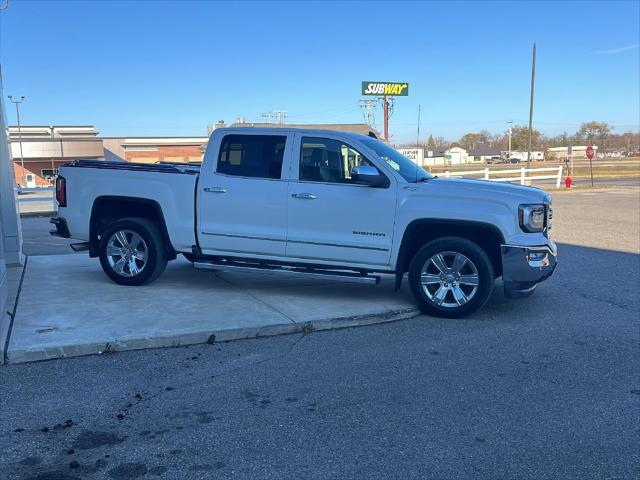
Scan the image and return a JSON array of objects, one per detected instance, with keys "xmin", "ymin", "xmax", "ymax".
[
  {"xmin": 273, "ymin": 110, "xmax": 287, "ymax": 126},
  {"xmin": 50, "ymin": 126, "xmax": 55, "ymax": 181},
  {"xmin": 526, "ymin": 43, "xmax": 536, "ymax": 169},
  {"xmin": 382, "ymin": 96, "xmax": 389, "ymax": 141},
  {"xmin": 378, "ymin": 96, "xmax": 395, "ymax": 141},
  {"xmin": 8, "ymin": 95, "xmax": 25, "ymax": 183},
  {"xmin": 507, "ymin": 120, "xmax": 513, "ymax": 159},
  {"xmin": 416, "ymin": 104, "xmax": 421, "ymax": 147},
  {"xmin": 261, "ymin": 112, "xmax": 274, "ymax": 124}
]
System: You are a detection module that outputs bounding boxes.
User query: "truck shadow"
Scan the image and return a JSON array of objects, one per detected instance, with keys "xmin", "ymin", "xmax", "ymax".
[
  {"xmin": 483, "ymin": 242, "xmax": 639, "ymax": 318},
  {"xmin": 76, "ymin": 242, "xmax": 639, "ymax": 320}
]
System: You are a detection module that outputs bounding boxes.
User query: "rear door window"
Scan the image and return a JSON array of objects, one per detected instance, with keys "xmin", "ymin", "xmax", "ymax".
[{"xmin": 217, "ymin": 134, "xmax": 286, "ymax": 179}]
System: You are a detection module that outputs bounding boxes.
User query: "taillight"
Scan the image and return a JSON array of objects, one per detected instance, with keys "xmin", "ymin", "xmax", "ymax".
[{"xmin": 55, "ymin": 176, "xmax": 67, "ymax": 207}]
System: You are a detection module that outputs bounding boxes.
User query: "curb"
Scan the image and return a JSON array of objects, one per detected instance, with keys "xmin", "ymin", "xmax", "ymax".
[
  {"xmin": 19, "ymin": 211, "xmax": 56, "ymax": 218},
  {"xmin": 6, "ymin": 307, "xmax": 420, "ymax": 364},
  {"xmin": 552, "ymin": 184, "xmax": 640, "ymax": 193},
  {"xmin": 0, "ymin": 260, "xmax": 27, "ymax": 365}
]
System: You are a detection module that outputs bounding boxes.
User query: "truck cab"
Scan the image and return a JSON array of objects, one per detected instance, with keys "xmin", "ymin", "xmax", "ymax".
[{"xmin": 197, "ymin": 128, "xmax": 402, "ymax": 269}]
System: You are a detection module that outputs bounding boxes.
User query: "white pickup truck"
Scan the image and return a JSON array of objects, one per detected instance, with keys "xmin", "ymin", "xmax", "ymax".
[{"xmin": 51, "ymin": 127, "xmax": 557, "ymax": 318}]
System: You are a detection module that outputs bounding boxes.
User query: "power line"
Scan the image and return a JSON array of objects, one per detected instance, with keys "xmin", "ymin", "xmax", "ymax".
[{"xmin": 359, "ymin": 99, "xmax": 378, "ymax": 128}]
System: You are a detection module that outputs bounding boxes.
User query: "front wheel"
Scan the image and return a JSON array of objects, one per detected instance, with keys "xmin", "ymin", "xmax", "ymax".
[
  {"xmin": 408, "ymin": 237, "xmax": 494, "ymax": 318},
  {"xmin": 98, "ymin": 217, "xmax": 167, "ymax": 286}
]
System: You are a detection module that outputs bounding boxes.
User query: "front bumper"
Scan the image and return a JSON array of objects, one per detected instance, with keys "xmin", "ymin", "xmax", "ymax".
[{"xmin": 501, "ymin": 241, "xmax": 557, "ymax": 298}]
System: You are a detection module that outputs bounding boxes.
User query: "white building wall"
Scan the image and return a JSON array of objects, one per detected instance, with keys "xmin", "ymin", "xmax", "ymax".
[
  {"xmin": 0, "ymin": 72, "xmax": 24, "ymax": 332},
  {"xmin": 0, "ymin": 81, "xmax": 23, "ymax": 266}
]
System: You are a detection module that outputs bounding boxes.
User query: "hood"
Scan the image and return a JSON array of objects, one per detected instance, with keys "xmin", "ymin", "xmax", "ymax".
[{"xmin": 427, "ymin": 177, "xmax": 550, "ymax": 204}]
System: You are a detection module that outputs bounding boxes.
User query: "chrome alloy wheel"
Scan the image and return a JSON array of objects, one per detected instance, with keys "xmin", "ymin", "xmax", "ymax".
[
  {"xmin": 420, "ymin": 251, "xmax": 480, "ymax": 308},
  {"xmin": 106, "ymin": 229, "xmax": 148, "ymax": 277}
]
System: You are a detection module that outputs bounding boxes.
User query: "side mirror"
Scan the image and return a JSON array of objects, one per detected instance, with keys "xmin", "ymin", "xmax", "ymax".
[{"xmin": 351, "ymin": 165, "xmax": 389, "ymax": 188}]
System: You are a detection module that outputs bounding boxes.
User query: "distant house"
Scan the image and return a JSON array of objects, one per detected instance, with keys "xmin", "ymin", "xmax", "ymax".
[
  {"xmin": 444, "ymin": 147, "xmax": 469, "ymax": 165},
  {"xmin": 467, "ymin": 148, "xmax": 503, "ymax": 163}
]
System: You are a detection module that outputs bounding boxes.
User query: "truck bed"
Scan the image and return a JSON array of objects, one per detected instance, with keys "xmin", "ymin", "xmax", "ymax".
[{"xmin": 57, "ymin": 159, "xmax": 199, "ymax": 252}]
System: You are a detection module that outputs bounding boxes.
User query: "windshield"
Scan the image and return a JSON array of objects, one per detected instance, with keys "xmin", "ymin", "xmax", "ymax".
[{"xmin": 360, "ymin": 137, "xmax": 432, "ymax": 183}]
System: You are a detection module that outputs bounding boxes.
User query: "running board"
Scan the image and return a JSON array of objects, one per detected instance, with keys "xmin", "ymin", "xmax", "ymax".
[
  {"xmin": 194, "ymin": 260, "xmax": 381, "ymax": 285},
  {"xmin": 69, "ymin": 242, "xmax": 90, "ymax": 252}
]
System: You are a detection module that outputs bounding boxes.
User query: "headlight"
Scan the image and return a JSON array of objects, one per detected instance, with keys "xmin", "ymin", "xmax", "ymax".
[{"xmin": 519, "ymin": 204, "xmax": 545, "ymax": 233}]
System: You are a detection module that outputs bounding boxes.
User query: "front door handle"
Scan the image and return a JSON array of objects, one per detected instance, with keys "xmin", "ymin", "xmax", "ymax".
[
  {"xmin": 291, "ymin": 192, "xmax": 317, "ymax": 200},
  {"xmin": 204, "ymin": 187, "xmax": 227, "ymax": 193}
]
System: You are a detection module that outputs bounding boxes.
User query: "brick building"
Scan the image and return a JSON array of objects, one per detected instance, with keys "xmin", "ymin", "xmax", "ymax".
[
  {"xmin": 102, "ymin": 137, "xmax": 207, "ymax": 163},
  {"xmin": 8, "ymin": 125, "xmax": 103, "ymax": 187}
]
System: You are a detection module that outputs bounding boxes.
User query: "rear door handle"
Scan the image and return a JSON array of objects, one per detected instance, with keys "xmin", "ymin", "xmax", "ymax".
[
  {"xmin": 291, "ymin": 192, "xmax": 317, "ymax": 200},
  {"xmin": 204, "ymin": 187, "xmax": 227, "ymax": 193}
]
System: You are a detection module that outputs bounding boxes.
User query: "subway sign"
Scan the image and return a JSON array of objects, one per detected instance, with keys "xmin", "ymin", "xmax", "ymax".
[{"xmin": 361, "ymin": 81, "xmax": 409, "ymax": 96}]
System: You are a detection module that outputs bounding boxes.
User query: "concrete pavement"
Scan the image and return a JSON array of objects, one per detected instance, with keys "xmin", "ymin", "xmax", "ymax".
[
  {"xmin": 5, "ymin": 255, "xmax": 417, "ymax": 363},
  {"xmin": 17, "ymin": 187, "xmax": 56, "ymax": 216},
  {"xmin": 0, "ymin": 187, "xmax": 638, "ymax": 479},
  {"xmin": 1, "ymin": 241, "xmax": 638, "ymax": 479}
]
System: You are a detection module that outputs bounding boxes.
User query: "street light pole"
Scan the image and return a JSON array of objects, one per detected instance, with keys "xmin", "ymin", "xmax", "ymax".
[
  {"xmin": 526, "ymin": 43, "xmax": 536, "ymax": 169},
  {"xmin": 507, "ymin": 120, "xmax": 513, "ymax": 159},
  {"xmin": 8, "ymin": 95, "xmax": 26, "ymax": 184}
]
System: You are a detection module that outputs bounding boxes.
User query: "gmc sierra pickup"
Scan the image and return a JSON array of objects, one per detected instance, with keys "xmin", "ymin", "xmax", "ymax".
[{"xmin": 51, "ymin": 127, "xmax": 557, "ymax": 318}]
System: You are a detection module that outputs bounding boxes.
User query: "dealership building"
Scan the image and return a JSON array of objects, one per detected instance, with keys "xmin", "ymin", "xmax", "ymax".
[
  {"xmin": 102, "ymin": 136, "xmax": 207, "ymax": 164},
  {"xmin": 1, "ymin": 82, "xmax": 24, "ymax": 349},
  {"xmin": 8, "ymin": 125, "xmax": 103, "ymax": 187}
]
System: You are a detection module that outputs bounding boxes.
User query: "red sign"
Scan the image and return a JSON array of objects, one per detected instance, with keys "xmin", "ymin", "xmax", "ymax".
[{"xmin": 586, "ymin": 146, "xmax": 595, "ymax": 160}]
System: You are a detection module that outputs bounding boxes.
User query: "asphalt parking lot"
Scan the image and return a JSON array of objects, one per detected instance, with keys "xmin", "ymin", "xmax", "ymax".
[{"xmin": 1, "ymin": 187, "xmax": 639, "ymax": 479}]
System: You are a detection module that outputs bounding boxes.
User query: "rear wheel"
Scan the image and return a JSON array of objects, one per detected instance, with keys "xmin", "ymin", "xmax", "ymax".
[
  {"xmin": 98, "ymin": 217, "xmax": 167, "ymax": 286},
  {"xmin": 408, "ymin": 237, "xmax": 494, "ymax": 318}
]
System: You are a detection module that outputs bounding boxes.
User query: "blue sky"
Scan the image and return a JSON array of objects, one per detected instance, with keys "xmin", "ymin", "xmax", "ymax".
[{"xmin": 0, "ymin": 0, "xmax": 638, "ymax": 142}]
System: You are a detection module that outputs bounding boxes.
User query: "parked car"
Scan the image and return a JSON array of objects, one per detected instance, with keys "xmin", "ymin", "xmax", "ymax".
[
  {"xmin": 51, "ymin": 128, "xmax": 557, "ymax": 318},
  {"xmin": 486, "ymin": 156, "xmax": 502, "ymax": 164},
  {"xmin": 509, "ymin": 157, "xmax": 521, "ymax": 164}
]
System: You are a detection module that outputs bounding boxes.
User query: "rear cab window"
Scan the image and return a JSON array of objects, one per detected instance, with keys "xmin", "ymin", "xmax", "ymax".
[{"xmin": 217, "ymin": 134, "xmax": 287, "ymax": 179}]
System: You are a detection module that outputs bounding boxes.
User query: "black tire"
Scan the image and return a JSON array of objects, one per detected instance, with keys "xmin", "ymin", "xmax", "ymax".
[
  {"xmin": 98, "ymin": 217, "xmax": 167, "ymax": 286},
  {"xmin": 408, "ymin": 237, "xmax": 494, "ymax": 318}
]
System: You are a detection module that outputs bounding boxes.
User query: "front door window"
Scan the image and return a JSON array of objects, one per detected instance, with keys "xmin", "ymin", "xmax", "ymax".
[{"xmin": 299, "ymin": 137, "xmax": 378, "ymax": 184}]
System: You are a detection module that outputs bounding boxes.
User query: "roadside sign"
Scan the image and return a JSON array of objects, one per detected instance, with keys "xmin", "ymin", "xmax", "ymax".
[
  {"xmin": 361, "ymin": 81, "xmax": 409, "ymax": 96},
  {"xmin": 586, "ymin": 146, "xmax": 594, "ymax": 159}
]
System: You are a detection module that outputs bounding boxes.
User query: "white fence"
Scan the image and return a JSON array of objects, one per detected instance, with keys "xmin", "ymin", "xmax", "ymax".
[{"xmin": 439, "ymin": 166, "xmax": 564, "ymax": 188}]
